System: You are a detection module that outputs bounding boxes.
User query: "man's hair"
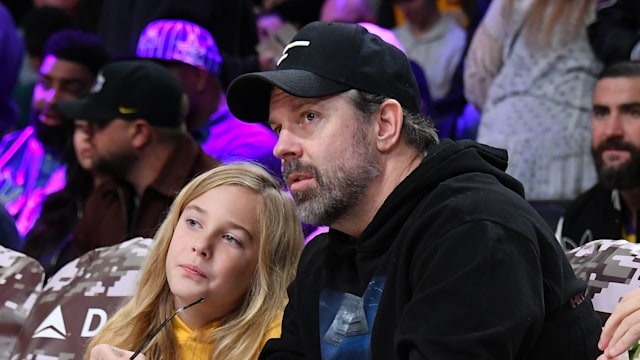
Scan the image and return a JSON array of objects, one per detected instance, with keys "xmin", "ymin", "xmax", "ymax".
[
  {"xmin": 43, "ymin": 29, "xmax": 110, "ymax": 75},
  {"xmin": 347, "ymin": 90, "xmax": 439, "ymax": 155},
  {"xmin": 598, "ymin": 61, "xmax": 640, "ymax": 80}
]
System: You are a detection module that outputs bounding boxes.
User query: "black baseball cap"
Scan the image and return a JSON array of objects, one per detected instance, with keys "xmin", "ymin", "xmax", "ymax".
[
  {"xmin": 57, "ymin": 59, "xmax": 186, "ymax": 127},
  {"xmin": 227, "ymin": 21, "xmax": 420, "ymax": 123}
]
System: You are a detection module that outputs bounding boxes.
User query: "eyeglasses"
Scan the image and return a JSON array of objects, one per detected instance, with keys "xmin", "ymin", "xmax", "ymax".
[{"xmin": 129, "ymin": 296, "xmax": 205, "ymax": 360}]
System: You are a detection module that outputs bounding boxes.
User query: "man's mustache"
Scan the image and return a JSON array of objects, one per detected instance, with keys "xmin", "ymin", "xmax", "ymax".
[{"xmin": 595, "ymin": 137, "xmax": 637, "ymax": 154}]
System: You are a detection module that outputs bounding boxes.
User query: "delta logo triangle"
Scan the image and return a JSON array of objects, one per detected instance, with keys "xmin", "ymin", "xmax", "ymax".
[{"xmin": 32, "ymin": 305, "xmax": 67, "ymax": 340}]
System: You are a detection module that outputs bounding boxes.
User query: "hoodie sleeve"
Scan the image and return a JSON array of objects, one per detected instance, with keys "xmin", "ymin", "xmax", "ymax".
[{"xmin": 394, "ymin": 219, "xmax": 600, "ymax": 359}]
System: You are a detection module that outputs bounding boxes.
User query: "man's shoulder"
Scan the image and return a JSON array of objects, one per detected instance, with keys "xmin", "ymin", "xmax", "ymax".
[
  {"xmin": 564, "ymin": 183, "xmax": 613, "ymax": 219},
  {"xmin": 441, "ymin": 15, "xmax": 467, "ymax": 39},
  {"xmin": 560, "ymin": 183, "xmax": 618, "ymax": 249},
  {"xmin": 193, "ymin": 149, "xmax": 221, "ymax": 174}
]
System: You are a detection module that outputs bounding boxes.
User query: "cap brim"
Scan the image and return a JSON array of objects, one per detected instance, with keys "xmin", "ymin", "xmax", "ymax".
[
  {"xmin": 227, "ymin": 69, "xmax": 350, "ymax": 123},
  {"xmin": 57, "ymin": 97, "xmax": 113, "ymax": 125}
]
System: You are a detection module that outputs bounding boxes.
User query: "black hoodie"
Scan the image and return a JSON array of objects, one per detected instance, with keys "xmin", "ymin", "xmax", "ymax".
[{"xmin": 260, "ymin": 139, "xmax": 602, "ymax": 360}]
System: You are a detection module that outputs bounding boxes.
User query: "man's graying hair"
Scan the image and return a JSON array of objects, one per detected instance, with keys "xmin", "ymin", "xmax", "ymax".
[{"xmin": 347, "ymin": 90, "xmax": 439, "ymax": 155}]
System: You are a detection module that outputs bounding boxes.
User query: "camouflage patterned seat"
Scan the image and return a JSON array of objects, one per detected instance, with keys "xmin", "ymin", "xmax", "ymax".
[
  {"xmin": 8, "ymin": 237, "xmax": 152, "ymax": 359},
  {"xmin": 566, "ymin": 239, "xmax": 640, "ymax": 324},
  {"xmin": 0, "ymin": 246, "xmax": 45, "ymax": 358}
]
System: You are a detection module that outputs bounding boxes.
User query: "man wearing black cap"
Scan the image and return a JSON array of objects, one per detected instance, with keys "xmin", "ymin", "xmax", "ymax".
[
  {"xmin": 227, "ymin": 21, "xmax": 601, "ymax": 359},
  {"xmin": 135, "ymin": 19, "xmax": 281, "ymax": 178},
  {"xmin": 58, "ymin": 59, "xmax": 219, "ymax": 257}
]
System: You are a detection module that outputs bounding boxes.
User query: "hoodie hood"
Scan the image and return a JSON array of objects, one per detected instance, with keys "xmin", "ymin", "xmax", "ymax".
[
  {"xmin": 327, "ymin": 139, "xmax": 526, "ymax": 288},
  {"xmin": 366, "ymin": 139, "xmax": 524, "ymax": 242},
  {"xmin": 413, "ymin": 139, "xmax": 523, "ymax": 197}
]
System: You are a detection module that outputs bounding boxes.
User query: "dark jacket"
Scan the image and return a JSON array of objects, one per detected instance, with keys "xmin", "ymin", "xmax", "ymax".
[
  {"xmin": 559, "ymin": 183, "xmax": 628, "ymax": 250},
  {"xmin": 260, "ymin": 139, "xmax": 601, "ymax": 360},
  {"xmin": 588, "ymin": 0, "xmax": 640, "ymax": 65},
  {"xmin": 70, "ymin": 133, "xmax": 219, "ymax": 259}
]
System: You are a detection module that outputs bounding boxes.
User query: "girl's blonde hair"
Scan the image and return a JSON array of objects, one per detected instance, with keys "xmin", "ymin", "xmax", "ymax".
[
  {"xmin": 507, "ymin": 0, "xmax": 595, "ymax": 49},
  {"xmin": 86, "ymin": 162, "xmax": 304, "ymax": 359}
]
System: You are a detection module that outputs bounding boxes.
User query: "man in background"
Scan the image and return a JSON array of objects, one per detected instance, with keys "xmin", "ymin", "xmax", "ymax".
[
  {"xmin": 58, "ymin": 59, "xmax": 219, "ymax": 258},
  {"xmin": 0, "ymin": 29, "xmax": 109, "ymax": 238},
  {"xmin": 136, "ymin": 19, "xmax": 281, "ymax": 177},
  {"xmin": 559, "ymin": 61, "xmax": 640, "ymax": 249}
]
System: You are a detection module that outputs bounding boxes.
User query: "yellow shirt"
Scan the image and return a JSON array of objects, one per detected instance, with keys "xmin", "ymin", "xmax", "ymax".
[
  {"xmin": 173, "ymin": 315, "xmax": 217, "ymax": 360},
  {"xmin": 172, "ymin": 312, "xmax": 283, "ymax": 360}
]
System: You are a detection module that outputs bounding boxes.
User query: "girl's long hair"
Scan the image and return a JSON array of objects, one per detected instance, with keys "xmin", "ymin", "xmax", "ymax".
[{"xmin": 86, "ymin": 162, "xmax": 304, "ymax": 359}]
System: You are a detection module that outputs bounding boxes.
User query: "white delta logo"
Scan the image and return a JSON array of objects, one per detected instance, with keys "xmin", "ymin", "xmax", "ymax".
[{"xmin": 33, "ymin": 305, "xmax": 108, "ymax": 339}]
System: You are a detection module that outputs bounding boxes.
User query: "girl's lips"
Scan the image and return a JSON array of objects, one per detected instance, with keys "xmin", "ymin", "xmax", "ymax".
[
  {"xmin": 180, "ymin": 264, "xmax": 207, "ymax": 278},
  {"xmin": 78, "ymin": 148, "xmax": 93, "ymax": 158}
]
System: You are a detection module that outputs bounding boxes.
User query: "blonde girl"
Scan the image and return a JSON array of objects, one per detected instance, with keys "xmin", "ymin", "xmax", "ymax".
[{"xmin": 87, "ymin": 162, "xmax": 304, "ymax": 359}]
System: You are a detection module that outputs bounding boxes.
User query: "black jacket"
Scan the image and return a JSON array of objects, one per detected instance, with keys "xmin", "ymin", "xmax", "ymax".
[
  {"xmin": 560, "ymin": 183, "xmax": 629, "ymax": 250},
  {"xmin": 588, "ymin": 0, "xmax": 640, "ymax": 65},
  {"xmin": 260, "ymin": 139, "xmax": 601, "ymax": 359}
]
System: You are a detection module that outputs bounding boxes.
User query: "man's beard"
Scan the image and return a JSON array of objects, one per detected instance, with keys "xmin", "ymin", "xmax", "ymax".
[
  {"xmin": 92, "ymin": 149, "xmax": 137, "ymax": 182},
  {"xmin": 30, "ymin": 110, "xmax": 66, "ymax": 154},
  {"xmin": 592, "ymin": 137, "xmax": 640, "ymax": 190},
  {"xmin": 283, "ymin": 124, "xmax": 380, "ymax": 226}
]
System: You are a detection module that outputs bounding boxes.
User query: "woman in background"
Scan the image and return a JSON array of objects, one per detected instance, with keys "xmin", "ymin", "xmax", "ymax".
[
  {"xmin": 465, "ymin": 0, "xmax": 601, "ymax": 201},
  {"xmin": 23, "ymin": 120, "xmax": 106, "ymax": 276}
]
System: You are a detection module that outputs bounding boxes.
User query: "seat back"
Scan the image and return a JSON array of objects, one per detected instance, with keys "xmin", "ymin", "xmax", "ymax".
[
  {"xmin": 9, "ymin": 237, "xmax": 152, "ymax": 359},
  {"xmin": 565, "ymin": 239, "xmax": 640, "ymax": 323}
]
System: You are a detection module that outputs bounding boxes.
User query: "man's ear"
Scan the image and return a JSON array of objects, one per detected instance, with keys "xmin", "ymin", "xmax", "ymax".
[
  {"xmin": 375, "ymin": 99, "xmax": 403, "ymax": 152},
  {"xmin": 130, "ymin": 119, "xmax": 152, "ymax": 149}
]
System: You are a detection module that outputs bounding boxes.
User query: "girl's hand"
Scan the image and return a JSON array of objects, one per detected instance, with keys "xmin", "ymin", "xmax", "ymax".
[{"xmin": 599, "ymin": 288, "xmax": 640, "ymax": 359}]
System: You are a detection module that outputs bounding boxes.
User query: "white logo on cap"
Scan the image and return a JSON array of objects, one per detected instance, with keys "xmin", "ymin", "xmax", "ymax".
[
  {"xmin": 91, "ymin": 72, "xmax": 105, "ymax": 94},
  {"xmin": 277, "ymin": 41, "xmax": 310, "ymax": 67}
]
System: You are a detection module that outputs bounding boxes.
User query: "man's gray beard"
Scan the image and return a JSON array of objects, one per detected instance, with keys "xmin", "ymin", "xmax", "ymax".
[
  {"xmin": 293, "ymin": 161, "xmax": 380, "ymax": 226},
  {"xmin": 287, "ymin": 125, "xmax": 380, "ymax": 226}
]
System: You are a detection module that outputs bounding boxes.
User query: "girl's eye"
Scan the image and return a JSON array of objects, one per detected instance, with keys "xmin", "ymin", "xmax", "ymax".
[
  {"xmin": 186, "ymin": 219, "xmax": 201, "ymax": 229},
  {"xmin": 223, "ymin": 234, "xmax": 240, "ymax": 245},
  {"xmin": 304, "ymin": 112, "xmax": 317, "ymax": 122}
]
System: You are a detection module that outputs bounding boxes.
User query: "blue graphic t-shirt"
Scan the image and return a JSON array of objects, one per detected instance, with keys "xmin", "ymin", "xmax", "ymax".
[{"xmin": 319, "ymin": 276, "xmax": 386, "ymax": 360}]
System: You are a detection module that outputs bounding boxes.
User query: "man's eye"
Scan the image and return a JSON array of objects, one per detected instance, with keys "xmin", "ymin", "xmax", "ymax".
[{"xmin": 305, "ymin": 113, "xmax": 317, "ymax": 121}]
